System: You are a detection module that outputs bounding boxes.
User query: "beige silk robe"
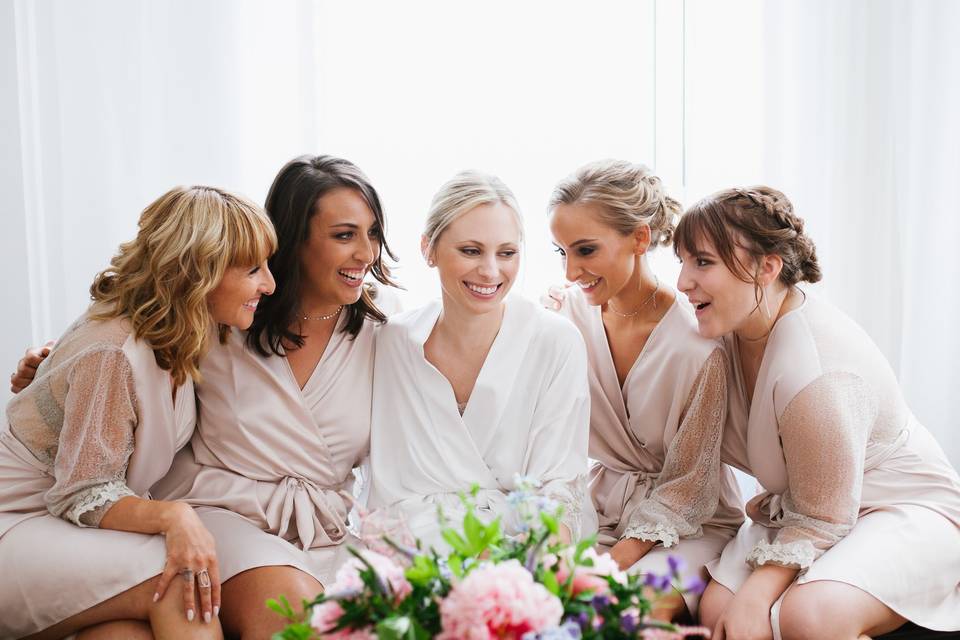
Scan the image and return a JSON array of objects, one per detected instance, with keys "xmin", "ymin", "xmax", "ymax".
[
  {"xmin": 710, "ymin": 293, "xmax": 960, "ymax": 631},
  {"xmin": 367, "ymin": 296, "xmax": 594, "ymax": 550},
  {"xmin": 560, "ymin": 288, "xmax": 743, "ymax": 612},
  {"xmin": 0, "ymin": 314, "xmax": 196, "ymax": 637},
  {"xmin": 154, "ymin": 309, "xmax": 384, "ymax": 586}
]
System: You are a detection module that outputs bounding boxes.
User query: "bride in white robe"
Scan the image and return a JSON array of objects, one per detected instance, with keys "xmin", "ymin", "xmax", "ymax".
[{"xmin": 368, "ymin": 171, "xmax": 593, "ymax": 549}]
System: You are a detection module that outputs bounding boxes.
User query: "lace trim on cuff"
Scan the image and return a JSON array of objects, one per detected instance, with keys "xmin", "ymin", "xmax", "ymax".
[
  {"xmin": 544, "ymin": 475, "xmax": 587, "ymax": 540},
  {"xmin": 746, "ymin": 539, "xmax": 815, "ymax": 571},
  {"xmin": 65, "ymin": 480, "xmax": 136, "ymax": 527},
  {"xmin": 623, "ymin": 521, "xmax": 680, "ymax": 548}
]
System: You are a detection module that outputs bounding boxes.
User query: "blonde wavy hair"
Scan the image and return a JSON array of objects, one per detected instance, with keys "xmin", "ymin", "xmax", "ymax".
[{"xmin": 90, "ymin": 185, "xmax": 277, "ymax": 385}]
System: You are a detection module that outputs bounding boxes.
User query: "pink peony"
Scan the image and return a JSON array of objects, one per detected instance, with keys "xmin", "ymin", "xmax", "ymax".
[
  {"xmin": 309, "ymin": 601, "xmax": 375, "ymax": 639},
  {"xmin": 326, "ymin": 549, "xmax": 413, "ymax": 604},
  {"xmin": 437, "ymin": 560, "xmax": 563, "ymax": 640}
]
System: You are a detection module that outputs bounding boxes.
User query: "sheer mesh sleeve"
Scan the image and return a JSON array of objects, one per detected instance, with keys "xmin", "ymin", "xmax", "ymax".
[
  {"xmin": 623, "ymin": 347, "xmax": 728, "ymax": 547},
  {"xmin": 45, "ymin": 347, "xmax": 139, "ymax": 527},
  {"xmin": 746, "ymin": 371, "xmax": 875, "ymax": 571}
]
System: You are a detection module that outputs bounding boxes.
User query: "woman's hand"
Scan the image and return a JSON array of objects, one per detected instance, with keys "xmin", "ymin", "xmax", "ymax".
[
  {"xmin": 609, "ymin": 537, "xmax": 655, "ymax": 570},
  {"xmin": 10, "ymin": 341, "xmax": 53, "ymax": 393},
  {"xmin": 153, "ymin": 502, "xmax": 221, "ymax": 623},
  {"xmin": 712, "ymin": 593, "xmax": 774, "ymax": 640},
  {"xmin": 539, "ymin": 284, "xmax": 570, "ymax": 311}
]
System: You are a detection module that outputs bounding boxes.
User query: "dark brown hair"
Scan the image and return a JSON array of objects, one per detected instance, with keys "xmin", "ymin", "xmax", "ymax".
[
  {"xmin": 247, "ymin": 155, "xmax": 399, "ymax": 357},
  {"xmin": 674, "ymin": 186, "xmax": 822, "ymax": 287}
]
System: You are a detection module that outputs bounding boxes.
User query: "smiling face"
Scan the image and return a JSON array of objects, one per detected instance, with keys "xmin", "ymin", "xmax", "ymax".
[
  {"xmin": 300, "ymin": 187, "xmax": 381, "ymax": 309},
  {"xmin": 550, "ymin": 202, "xmax": 646, "ymax": 306},
  {"xmin": 208, "ymin": 260, "xmax": 276, "ymax": 329},
  {"xmin": 426, "ymin": 202, "xmax": 521, "ymax": 315},
  {"xmin": 676, "ymin": 236, "xmax": 763, "ymax": 339}
]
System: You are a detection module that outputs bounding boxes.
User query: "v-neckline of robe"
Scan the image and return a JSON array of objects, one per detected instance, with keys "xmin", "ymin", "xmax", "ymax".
[
  {"xmin": 417, "ymin": 299, "xmax": 512, "ymax": 424},
  {"xmin": 282, "ymin": 312, "xmax": 346, "ymax": 393},
  {"xmin": 596, "ymin": 296, "xmax": 679, "ymax": 418},
  {"xmin": 731, "ymin": 288, "xmax": 809, "ymax": 419}
]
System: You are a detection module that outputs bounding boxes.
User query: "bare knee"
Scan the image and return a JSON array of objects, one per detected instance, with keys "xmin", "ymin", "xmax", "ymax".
[
  {"xmin": 150, "ymin": 578, "xmax": 223, "ymax": 639},
  {"xmin": 220, "ymin": 566, "xmax": 322, "ymax": 639},
  {"xmin": 780, "ymin": 582, "xmax": 906, "ymax": 640},
  {"xmin": 76, "ymin": 620, "xmax": 153, "ymax": 640},
  {"xmin": 698, "ymin": 580, "xmax": 733, "ymax": 630}
]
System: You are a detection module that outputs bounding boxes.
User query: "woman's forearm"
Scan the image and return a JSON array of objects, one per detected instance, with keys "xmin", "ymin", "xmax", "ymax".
[
  {"xmin": 99, "ymin": 495, "xmax": 189, "ymax": 535},
  {"xmin": 736, "ymin": 563, "xmax": 799, "ymax": 608}
]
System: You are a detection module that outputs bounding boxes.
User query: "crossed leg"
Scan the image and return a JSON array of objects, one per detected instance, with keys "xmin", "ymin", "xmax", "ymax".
[{"xmin": 25, "ymin": 574, "xmax": 222, "ymax": 640}]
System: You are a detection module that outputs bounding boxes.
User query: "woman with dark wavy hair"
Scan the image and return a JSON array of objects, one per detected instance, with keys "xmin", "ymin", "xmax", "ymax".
[{"xmin": 151, "ymin": 155, "xmax": 401, "ymax": 638}]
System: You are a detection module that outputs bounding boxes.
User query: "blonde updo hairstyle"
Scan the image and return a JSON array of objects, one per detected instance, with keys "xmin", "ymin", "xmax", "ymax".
[
  {"xmin": 422, "ymin": 170, "xmax": 523, "ymax": 257},
  {"xmin": 673, "ymin": 186, "xmax": 822, "ymax": 292},
  {"xmin": 548, "ymin": 159, "xmax": 682, "ymax": 248},
  {"xmin": 90, "ymin": 185, "xmax": 277, "ymax": 385}
]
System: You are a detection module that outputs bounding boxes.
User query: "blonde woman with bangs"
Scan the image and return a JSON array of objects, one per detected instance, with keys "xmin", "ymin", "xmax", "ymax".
[{"xmin": 0, "ymin": 186, "xmax": 276, "ymax": 639}]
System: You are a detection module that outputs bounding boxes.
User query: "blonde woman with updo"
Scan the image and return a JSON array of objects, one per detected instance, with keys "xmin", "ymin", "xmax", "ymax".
[
  {"xmin": 0, "ymin": 187, "xmax": 276, "ymax": 639},
  {"xmin": 367, "ymin": 171, "xmax": 593, "ymax": 548},
  {"xmin": 545, "ymin": 160, "xmax": 744, "ymax": 620},
  {"xmin": 674, "ymin": 187, "xmax": 960, "ymax": 639}
]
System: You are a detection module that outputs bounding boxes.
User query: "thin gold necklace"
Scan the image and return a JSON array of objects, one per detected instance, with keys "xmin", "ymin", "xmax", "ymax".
[
  {"xmin": 300, "ymin": 306, "xmax": 343, "ymax": 322},
  {"xmin": 607, "ymin": 276, "xmax": 660, "ymax": 318}
]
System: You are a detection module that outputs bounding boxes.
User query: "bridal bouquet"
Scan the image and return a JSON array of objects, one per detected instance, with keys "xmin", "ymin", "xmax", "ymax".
[{"xmin": 270, "ymin": 479, "xmax": 709, "ymax": 639}]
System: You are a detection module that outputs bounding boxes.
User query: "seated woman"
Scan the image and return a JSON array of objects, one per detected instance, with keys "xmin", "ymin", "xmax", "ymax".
[
  {"xmin": 547, "ymin": 160, "xmax": 744, "ymax": 620},
  {"xmin": 0, "ymin": 186, "xmax": 277, "ymax": 639},
  {"xmin": 674, "ymin": 187, "xmax": 960, "ymax": 639},
  {"xmin": 150, "ymin": 155, "xmax": 401, "ymax": 639},
  {"xmin": 367, "ymin": 171, "xmax": 593, "ymax": 547}
]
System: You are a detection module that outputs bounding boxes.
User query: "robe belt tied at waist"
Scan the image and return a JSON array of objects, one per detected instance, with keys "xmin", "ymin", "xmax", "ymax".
[
  {"xmin": 747, "ymin": 427, "xmax": 911, "ymax": 525},
  {"xmin": 595, "ymin": 467, "xmax": 661, "ymax": 533},
  {"xmin": 263, "ymin": 475, "xmax": 353, "ymax": 550}
]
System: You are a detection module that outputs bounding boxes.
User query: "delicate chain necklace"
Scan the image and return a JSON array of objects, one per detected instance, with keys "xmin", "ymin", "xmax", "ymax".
[
  {"xmin": 300, "ymin": 306, "xmax": 343, "ymax": 322},
  {"xmin": 606, "ymin": 276, "xmax": 660, "ymax": 318}
]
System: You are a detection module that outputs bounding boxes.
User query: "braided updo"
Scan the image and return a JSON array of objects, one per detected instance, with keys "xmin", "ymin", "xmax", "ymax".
[
  {"xmin": 549, "ymin": 159, "xmax": 682, "ymax": 248},
  {"xmin": 674, "ymin": 186, "xmax": 822, "ymax": 286}
]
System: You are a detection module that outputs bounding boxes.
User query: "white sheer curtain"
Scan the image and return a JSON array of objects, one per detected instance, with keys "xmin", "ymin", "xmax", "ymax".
[
  {"xmin": 3, "ymin": 1, "xmax": 958, "ymax": 467},
  {"xmin": 684, "ymin": 0, "xmax": 960, "ymax": 464}
]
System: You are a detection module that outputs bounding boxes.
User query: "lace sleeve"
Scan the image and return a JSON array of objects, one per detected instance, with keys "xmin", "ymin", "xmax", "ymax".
[
  {"xmin": 45, "ymin": 346, "xmax": 139, "ymax": 527},
  {"xmin": 746, "ymin": 371, "xmax": 875, "ymax": 571},
  {"xmin": 623, "ymin": 348, "xmax": 728, "ymax": 547}
]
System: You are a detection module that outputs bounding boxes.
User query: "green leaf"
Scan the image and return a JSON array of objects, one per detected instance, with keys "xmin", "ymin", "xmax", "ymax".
[
  {"xmin": 440, "ymin": 529, "xmax": 470, "ymax": 556},
  {"xmin": 376, "ymin": 615, "xmax": 412, "ymax": 639},
  {"xmin": 483, "ymin": 517, "xmax": 502, "ymax": 546},
  {"xmin": 266, "ymin": 595, "xmax": 297, "ymax": 621},
  {"xmin": 463, "ymin": 510, "xmax": 484, "ymax": 551},
  {"xmin": 540, "ymin": 568, "xmax": 560, "ymax": 595},
  {"xmin": 540, "ymin": 511, "xmax": 559, "ymax": 535}
]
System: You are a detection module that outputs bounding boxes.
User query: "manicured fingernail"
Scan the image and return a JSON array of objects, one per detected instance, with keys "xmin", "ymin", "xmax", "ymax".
[
  {"xmin": 153, "ymin": 592, "xmax": 160, "ymax": 603},
  {"xmin": 187, "ymin": 609, "xmax": 195, "ymax": 622},
  {"xmin": 214, "ymin": 605, "xmax": 220, "ymax": 616},
  {"xmin": 204, "ymin": 611, "xmax": 211, "ymax": 624}
]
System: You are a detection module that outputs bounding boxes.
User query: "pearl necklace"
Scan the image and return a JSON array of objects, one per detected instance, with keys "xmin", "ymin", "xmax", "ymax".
[
  {"xmin": 606, "ymin": 276, "xmax": 660, "ymax": 318},
  {"xmin": 300, "ymin": 306, "xmax": 343, "ymax": 322}
]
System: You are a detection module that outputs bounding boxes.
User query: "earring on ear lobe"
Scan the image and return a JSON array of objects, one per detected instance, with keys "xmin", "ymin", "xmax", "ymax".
[{"xmin": 427, "ymin": 259, "xmax": 435, "ymax": 267}]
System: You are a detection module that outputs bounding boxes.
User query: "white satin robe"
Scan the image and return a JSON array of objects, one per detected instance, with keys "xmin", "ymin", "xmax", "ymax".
[{"xmin": 367, "ymin": 296, "xmax": 594, "ymax": 550}]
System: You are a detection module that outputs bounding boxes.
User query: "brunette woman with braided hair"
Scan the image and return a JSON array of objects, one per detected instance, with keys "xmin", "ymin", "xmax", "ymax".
[{"xmin": 674, "ymin": 187, "xmax": 960, "ymax": 639}]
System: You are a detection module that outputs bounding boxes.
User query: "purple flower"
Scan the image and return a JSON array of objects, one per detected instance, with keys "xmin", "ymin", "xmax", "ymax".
[
  {"xmin": 657, "ymin": 574, "xmax": 673, "ymax": 592},
  {"xmin": 620, "ymin": 611, "xmax": 639, "ymax": 633},
  {"xmin": 591, "ymin": 593, "xmax": 611, "ymax": 611},
  {"xmin": 684, "ymin": 576, "xmax": 706, "ymax": 595},
  {"xmin": 571, "ymin": 611, "xmax": 591, "ymax": 630},
  {"xmin": 643, "ymin": 572, "xmax": 660, "ymax": 587},
  {"xmin": 666, "ymin": 555, "xmax": 686, "ymax": 577}
]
